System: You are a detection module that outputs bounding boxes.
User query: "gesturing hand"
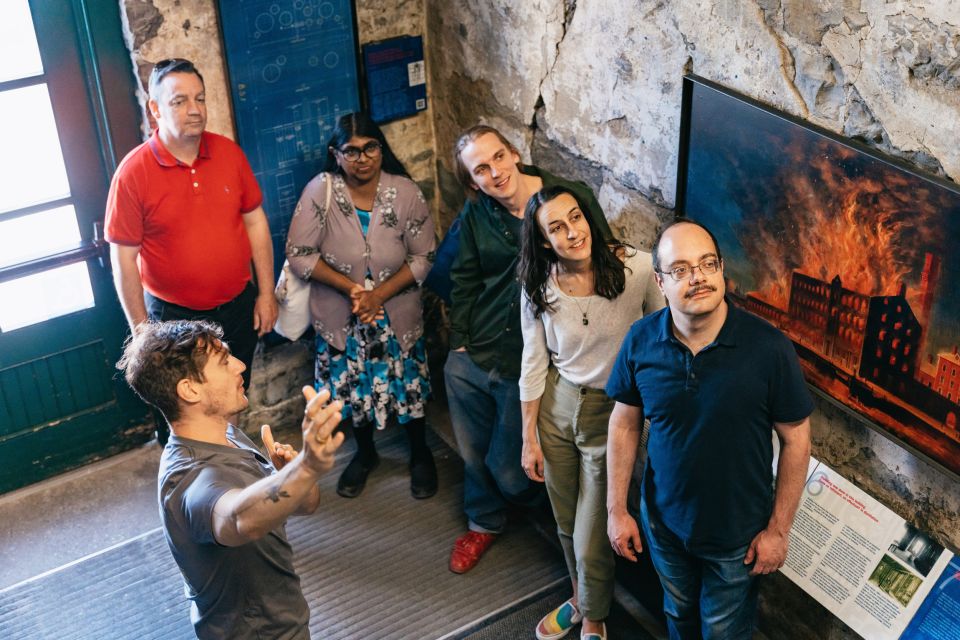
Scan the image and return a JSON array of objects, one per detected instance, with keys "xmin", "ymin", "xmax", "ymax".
[
  {"xmin": 260, "ymin": 425, "xmax": 297, "ymax": 470},
  {"xmin": 300, "ymin": 386, "xmax": 345, "ymax": 474}
]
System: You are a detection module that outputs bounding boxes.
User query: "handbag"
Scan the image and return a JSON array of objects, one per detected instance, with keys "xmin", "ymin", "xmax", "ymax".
[{"xmin": 274, "ymin": 173, "xmax": 332, "ymax": 340}]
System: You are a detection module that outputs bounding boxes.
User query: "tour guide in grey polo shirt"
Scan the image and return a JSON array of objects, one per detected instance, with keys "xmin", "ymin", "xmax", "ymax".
[
  {"xmin": 117, "ymin": 320, "xmax": 344, "ymax": 639},
  {"xmin": 605, "ymin": 220, "xmax": 813, "ymax": 639}
]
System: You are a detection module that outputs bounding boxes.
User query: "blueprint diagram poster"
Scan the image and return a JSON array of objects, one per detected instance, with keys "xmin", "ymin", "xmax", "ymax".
[{"xmin": 219, "ymin": 0, "xmax": 362, "ymax": 270}]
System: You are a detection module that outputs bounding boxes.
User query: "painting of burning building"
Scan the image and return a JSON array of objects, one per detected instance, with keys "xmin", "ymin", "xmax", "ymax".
[{"xmin": 676, "ymin": 75, "xmax": 960, "ymax": 477}]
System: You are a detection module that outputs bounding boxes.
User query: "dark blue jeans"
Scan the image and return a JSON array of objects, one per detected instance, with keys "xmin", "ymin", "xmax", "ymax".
[
  {"xmin": 443, "ymin": 350, "xmax": 540, "ymax": 533},
  {"xmin": 640, "ymin": 498, "xmax": 758, "ymax": 640}
]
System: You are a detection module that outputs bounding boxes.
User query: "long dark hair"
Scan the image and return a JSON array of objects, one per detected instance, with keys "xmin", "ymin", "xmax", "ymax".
[
  {"xmin": 518, "ymin": 186, "xmax": 629, "ymax": 318},
  {"xmin": 321, "ymin": 112, "xmax": 410, "ymax": 178}
]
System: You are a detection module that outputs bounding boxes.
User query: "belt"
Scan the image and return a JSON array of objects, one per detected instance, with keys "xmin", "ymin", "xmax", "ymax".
[
  {"xmin": 147, "ymin": 281, "xmax": 253, "ymax": 313},
  {"xmin": 551, "ymin": 368, "xmax": 609, "ymax": 397}
]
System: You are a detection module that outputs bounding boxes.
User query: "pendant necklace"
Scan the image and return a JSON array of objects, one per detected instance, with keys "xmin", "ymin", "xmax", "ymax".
[
  {"xmin": 570, "ymin": 295, "xmax": 592, "ymax": 325},
  {"xmin": 557, "ymin": 267, "xmax": 593, "ymax": 326}
]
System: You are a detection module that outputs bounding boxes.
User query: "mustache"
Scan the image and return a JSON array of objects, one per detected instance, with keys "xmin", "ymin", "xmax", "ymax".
[{"xmin": 685, "ymin": 285, "xmax": 717, "ymax": 298}]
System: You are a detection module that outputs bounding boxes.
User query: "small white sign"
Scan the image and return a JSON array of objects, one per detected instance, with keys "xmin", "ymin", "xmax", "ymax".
[{"xmin": 408, "ymin": 60, "xmax": 425, "ymax": 86}]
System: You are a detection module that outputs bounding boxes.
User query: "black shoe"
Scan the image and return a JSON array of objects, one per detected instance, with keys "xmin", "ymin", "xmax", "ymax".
[
  {"xmin": 336, "ymin": 452, "xmax": 380, "ymax": 498},
  {"xmin": 410, "ymin": 450, "xmax": 438, "ymax": 499}
]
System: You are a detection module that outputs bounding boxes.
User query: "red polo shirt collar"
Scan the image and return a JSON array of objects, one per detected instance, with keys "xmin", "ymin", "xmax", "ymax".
[{"xmin": 147, "ymin": 129, "xmax": 211, "ymax": 167}]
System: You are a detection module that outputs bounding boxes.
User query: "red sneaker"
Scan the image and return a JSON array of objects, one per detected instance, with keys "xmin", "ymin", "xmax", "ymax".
[{"xmin": 449, "ymin": 531, "xmax": 497, "ymax": 574}]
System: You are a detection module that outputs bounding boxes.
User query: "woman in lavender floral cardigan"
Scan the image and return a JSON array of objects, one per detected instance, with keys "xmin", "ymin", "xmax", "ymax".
[{"xmin": 286, "ymin": 113, "xmax": 437, "ymax": 499}]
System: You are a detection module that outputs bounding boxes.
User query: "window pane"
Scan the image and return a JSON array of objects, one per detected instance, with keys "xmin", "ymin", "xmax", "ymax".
[
  {"xmin": 0, "ymin": 1, "xmax": 43, "ymax": 83},
  {"xmin": 0, "ymin": 84, "xmax": 70, "ymax": 214},
  {"xmin": 0, "ymin": 263, "xmax": 95, "ymax": 332},
  {"xmin": 0, "ymin": 206, "xmax": 81, "ymax": 268}
]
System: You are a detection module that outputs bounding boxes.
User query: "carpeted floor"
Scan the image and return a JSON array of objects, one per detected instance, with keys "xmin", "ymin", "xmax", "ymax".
[{"xmin": 0, "ymin": 428, "xmax": 570, "ymax": 639}]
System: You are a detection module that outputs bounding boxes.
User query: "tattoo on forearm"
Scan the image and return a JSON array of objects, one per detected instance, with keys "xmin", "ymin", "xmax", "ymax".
[{"xmin": 265, "ymin": 485, "xmax": 291, "ymax": 503}]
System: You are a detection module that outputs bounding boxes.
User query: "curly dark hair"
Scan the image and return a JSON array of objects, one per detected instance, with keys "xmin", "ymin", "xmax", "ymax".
[
  {"xmin": 518, "ymin": 185, "xmax": 629, "ymax": 318},
  {"xmin": 321, "ymin": 112, "xmax": 410, "ymax": 179},
  {"xmin": 116, "ymin": 320, "xmax": 225, "ymax": 423}
]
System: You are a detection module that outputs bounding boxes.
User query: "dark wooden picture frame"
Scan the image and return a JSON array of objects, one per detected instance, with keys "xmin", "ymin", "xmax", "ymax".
[{"xmin": 676, "ymin": 74, "xmax": 960, "ymax": 479}]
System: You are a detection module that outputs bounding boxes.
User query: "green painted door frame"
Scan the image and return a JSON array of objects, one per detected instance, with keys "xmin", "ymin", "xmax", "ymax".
[{"xmin": 0, "ymin": 0, "xmax": 151, "ymax": 493}]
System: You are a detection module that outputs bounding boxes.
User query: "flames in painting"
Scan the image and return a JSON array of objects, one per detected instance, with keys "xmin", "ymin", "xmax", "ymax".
[{"xmin": 734, "ymin": 138, "xmax": 943, "ymax": 314}]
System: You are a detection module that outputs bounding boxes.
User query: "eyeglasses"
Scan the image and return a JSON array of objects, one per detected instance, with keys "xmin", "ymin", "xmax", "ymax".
[
  {"xmin": 658, "ymin": 258, "xmax": 721, "ymax": 281},
  {"xmin": 337, "ymin": 141, "xmax": 382, "ymax": 162}
]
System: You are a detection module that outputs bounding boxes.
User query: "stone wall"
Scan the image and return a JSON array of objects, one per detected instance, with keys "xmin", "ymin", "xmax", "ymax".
[
  {"xmin": 426, "ymin": 1, "xmax": 960, "ymax": 638},
  {"xmin": 427, "ymin": 0, "xmax": 960, "ymax": 230}
]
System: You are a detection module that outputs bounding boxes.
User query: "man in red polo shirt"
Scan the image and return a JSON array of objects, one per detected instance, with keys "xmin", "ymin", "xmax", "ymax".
[{"xmin": 105, "ymin": 58, "xmax": 277, "ymax": 403}]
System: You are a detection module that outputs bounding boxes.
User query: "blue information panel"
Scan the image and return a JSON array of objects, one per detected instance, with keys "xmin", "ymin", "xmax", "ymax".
[
  {"xmin": 363, "ymin": 35, "xmax": 427, "ymax": 123},
  {"xmin": 218, "ymin": 0, "xmax": 361, "ymax": 272}
]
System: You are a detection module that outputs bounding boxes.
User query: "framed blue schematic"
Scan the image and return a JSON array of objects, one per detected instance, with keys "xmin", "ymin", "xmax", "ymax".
[{"xmin": 217, "ymin": 1, "xmax": 362, "ymax": 274}]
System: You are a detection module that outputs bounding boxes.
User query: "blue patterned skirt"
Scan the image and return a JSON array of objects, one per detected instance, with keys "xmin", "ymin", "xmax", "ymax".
[{"xmin": 315, "ymin": 313, "xmax": 430, "ymax": 430}]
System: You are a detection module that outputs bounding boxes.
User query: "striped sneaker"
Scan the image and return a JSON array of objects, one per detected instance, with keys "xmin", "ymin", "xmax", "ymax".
[{"xmin": 536, "ymin": 599, "xmax": 582, "ymax": 640}]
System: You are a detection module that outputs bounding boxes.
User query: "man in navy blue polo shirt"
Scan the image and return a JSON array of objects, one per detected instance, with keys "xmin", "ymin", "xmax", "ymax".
[{"xmin": 605, "ymin": 220, "xmax": 812, "ymax": 639}]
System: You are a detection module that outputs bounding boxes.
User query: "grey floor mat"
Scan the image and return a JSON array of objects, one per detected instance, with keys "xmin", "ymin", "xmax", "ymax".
[{"xmin": 0, "ymin": 428, "xmax": 567, "ymax": 639}]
